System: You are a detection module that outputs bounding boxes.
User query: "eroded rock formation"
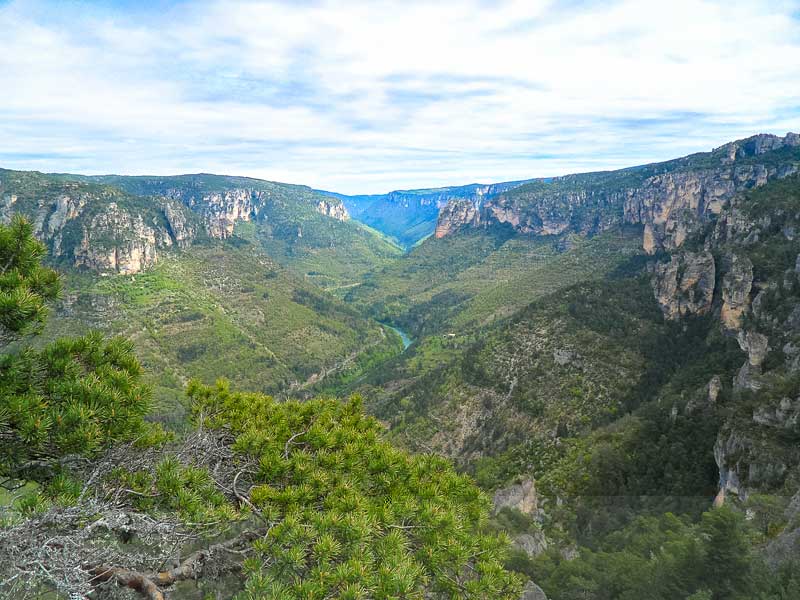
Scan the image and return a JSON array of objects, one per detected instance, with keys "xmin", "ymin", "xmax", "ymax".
[{"xmin": 652, "ymin": 251, "xmax": 716, "ymax": 319}]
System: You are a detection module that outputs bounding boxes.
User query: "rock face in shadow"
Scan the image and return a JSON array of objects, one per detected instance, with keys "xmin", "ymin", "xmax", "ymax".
[{"xmin": 652, "ymin": 251, "xmax": 716, "ymax": 319}]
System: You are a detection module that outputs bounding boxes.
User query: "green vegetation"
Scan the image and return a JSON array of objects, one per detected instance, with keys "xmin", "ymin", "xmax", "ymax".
[
  {"xmin": 37, "ymin": 241, "xmax": 400, "ymax": 417},
  {"xmin": 191, "ymin": 380, "xmax": 522, "ymax": 599},
  {"xmin": 0, "ymin": 211, "xmax": 523, "ymax": 600},
  {"xmin": 525, "ymin": 508, "xmax": 800, "ymax": 600},
  {"xmin": 0, "ymin": 218, "xmax": 149, "ymax": 486},
  {"xmin": 81, "ymin": 172, "xmax": 404, "ymax": 288},
  {"xmin": 0, "ymin": 215, "xmax": 60, "ymax": 340}
]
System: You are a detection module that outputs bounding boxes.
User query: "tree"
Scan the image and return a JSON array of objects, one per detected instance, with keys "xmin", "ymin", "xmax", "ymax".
[
  {"xmin": 0, "ymin": 214, "xmax": 60, "ymax": 343},
  {"xmin": 0, "ymin": 217, "xmax": 150, "ymax": 487},
  {"xmin": 191, "ymin": 380, "xmax": 524, "ymax": 600},
  {"xmin": 700, "ymin": 507, "xmax": 756, "ymax": 600}
]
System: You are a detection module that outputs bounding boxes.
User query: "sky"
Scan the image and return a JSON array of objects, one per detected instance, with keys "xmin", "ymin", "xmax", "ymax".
[{"xmin": 1, "ymin": 0, "xmax": 799, "ymax": 194}]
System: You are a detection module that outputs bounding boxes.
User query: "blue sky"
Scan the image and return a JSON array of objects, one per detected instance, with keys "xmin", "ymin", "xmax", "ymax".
[{"xmin": 1, "ymin": 0, "xmax": 799, "ymax": 194}]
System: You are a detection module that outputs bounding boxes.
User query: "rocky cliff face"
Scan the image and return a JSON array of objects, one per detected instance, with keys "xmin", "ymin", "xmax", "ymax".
[
  {"xmin": 338, "ymin": 179, "xmax": 534, "ymax": 248},
  {"xmin": 434, "ymin": 133, "xmax": 800, "ymax": 253},
  {"xmin": 73, "ymin": 203, "xmax": 161, "ymax": 275},
  {"xmin": 316, "ymin": 198, "xmax": 349, "ymax": 221},
  {"xmin": 652, "ymin": 251, "xmax": 716, "ymax": 319},
  {"xmin": 170, "ymin": 187, "xmax": 259, "ymax": 239},
  {"xmin": 0, "ymin": 172, "xmax": 199, "ymax": 275},
  {"xmin": 434, "ymin": 199, "xmax": 480, "ymax": 238},
  {"xmin": 1, "ymin": 171, "xmax": 354, "ymax": 274},
  {"xmin": 647, "ymin": 172, "xmax": 800, "ymax": 506},
  {"xmin": 161, "ymin": 185, "xmax": 349, "ymax": 239}
]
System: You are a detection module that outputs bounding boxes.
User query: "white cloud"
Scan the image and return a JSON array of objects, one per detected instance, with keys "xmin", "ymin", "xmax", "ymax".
[{"xmin": 0, "ymin": 0, "xmax": 799, "ymax": 193}]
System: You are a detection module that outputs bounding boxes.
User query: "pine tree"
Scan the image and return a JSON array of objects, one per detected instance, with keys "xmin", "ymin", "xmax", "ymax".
[
  {"xmin": 0, "ymin": 215, "xmax": 60, "ymax": 344},
  {"xmin": 0, "ymin": 217, "xmax": 150, "ymax": 486}
]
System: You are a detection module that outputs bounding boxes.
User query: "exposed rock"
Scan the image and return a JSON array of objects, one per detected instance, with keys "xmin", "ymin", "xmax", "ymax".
[
  {"xmin": 433, "ymin": 133, "xmax": 800, "ymax": 256},
  {"xmin": 493, "ymin": 478, "xmax": 538, "ymax": 516},
  {"xmin": 514, "ymin": 530, "xmax": 548, "ymax": 558},
  {"xmin": 159, "ymin": 199, "xmax": 197, "ymax": 248},
  {"xmin": 434, "ymin": 199, "xmax": 480, "ymax": 238},
  {"xmin": 720, "ymin": 254, "xmax": 754, "ymax": 329},
  {"xmin": 686, "ymin": 374, "xmax": 723, "ymax": 414},
  {"xmin": 47, "ymin": 195, "xmax": 85, "ymax": 236},
  {"xmin": 0, "ymin": 193, "xmax": 18, "ymax": 223},
  {"xmin": 753, "ymin": 397, "xmax": 800, "ymax": 428},
  {"xmin": 316, "ymin": 199, "xmax": 349, "ymax": 221},
  {"xmin": 708, "ymin": 375, "xmax": 723, "ymax": 403},
  {"xmin": 643, "ymin": 223, "xmax": 657, "ymax": 255},
  {"xmin": 73, "ymin": 203, "xmax": 159, "ymax": 275},
  {"xmin": 520, "ymin": 580, "xmax": 548, "ymax": 600},
  {"xmin": 652, "ymin": 251, "xmax": 716, "ymax": 319},
  {"xmin": 737, "ymin": 330, "xmax": 769, "ymax": 367},
  {"xmin": 189, "ymin": 189, "xmax": 257, "ymax": 239},
  {"xmin": 734, "ymin": 330, "xmax": 769, "ymax": 393},
  {"xmin": 713, "ymin": 430, "xmax": 750, "ymax": 503}
]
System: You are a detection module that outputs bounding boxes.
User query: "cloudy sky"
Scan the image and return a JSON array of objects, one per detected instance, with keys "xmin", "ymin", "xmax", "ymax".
[{"xmin": 1, "ymin": 0, "xmax": 799, "ymax": 194}]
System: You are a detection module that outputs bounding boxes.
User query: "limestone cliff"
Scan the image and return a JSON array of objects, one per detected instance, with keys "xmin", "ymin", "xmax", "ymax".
[
  {"xmin": 433, "ymin": 133, "xmax": 800, "ymax": 248},
  {"xmin": 0, "ymin": 171, "xmax": 199, "ymax": 275},
  {"xmin": 0, "ymin": 170, "xmax": 353, "ymax": 275},
  {"xmin": 652, "ymin": 251, "xmax": 716, "ymax": 319},
  {"xmin": 315, "ymin": 198, "xmax": 349, "ymax": 221},
  {"xmin": 434, "ymin": 199, "xmax": 480, "ymax": 238},
  {"xmin": 113, "ymin": 176, "xmax": 351, "ymax": 240}
]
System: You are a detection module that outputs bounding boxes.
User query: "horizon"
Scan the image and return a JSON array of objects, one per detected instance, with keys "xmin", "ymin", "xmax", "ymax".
[
  {"xmin": 9, "ymin": 129, "xmax": 795, "ymax": 197},
  {"xmin": 1, "ymin": 0, "xmax": 799, "ymax": 194}
]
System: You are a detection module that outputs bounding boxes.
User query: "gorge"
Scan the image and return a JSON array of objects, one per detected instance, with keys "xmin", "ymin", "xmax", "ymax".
[{"xmin": 3, "ymin": 132, "xmax": 800, "ymax": 600}]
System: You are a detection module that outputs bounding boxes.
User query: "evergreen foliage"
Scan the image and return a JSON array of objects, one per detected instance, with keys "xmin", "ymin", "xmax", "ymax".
[
  {"xmin": 188, "ymin": 380, "xmax": 523, "ymax": 599},
  {"xmin": 0, "ymin": 215, "xmax": 60, "ymax": 342},
  {"xmin": 0, "ymin": 217, "xmax": 149, "ymax": 484}
]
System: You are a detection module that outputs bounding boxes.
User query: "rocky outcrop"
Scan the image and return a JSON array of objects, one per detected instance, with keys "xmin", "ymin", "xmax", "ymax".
[
  {"xmin": 720, "ymin": 254, "xmax": 754, "ymax": 329},
  {"xmin": 316, "ymin": 199, "xmax": 349, "ymax": 221},
  {"xmin": 173, "ymin": 188, "xmax": 258, "ymax": 239},
  {"xmin": 652, "ymin": 251, "xmax": 716, "ymax": 319},
  {"xmin": 159, "ymin": 199, "xmax": 197, "ymax": 248},
  {"xmin": 624, "ymin": 164, "xmax": 780, "ymax": 252},
  {"xmin": 73, "ymin": 203, "xmax": 162, "ymax": 275},
  {"xmin": 714, "ymin": 422, "xmax": 791, "ymax": 506},
  {"xmin": 0, "ymin": 179, "xmax": 199, "ymax": 275},
  {"xmin": 514, "ymin": 530, "xmax": 548, "ymax": 558},
  {"xmin": 434, "ymin": 199, "xmax": 480, "ymax": 238},
  {"xmin": 734, "ymin": 330, "xmax": 769, "ymax": 391},
  {"xmin": 713, "ymin": 430, "xmax": 750, "ymax": 505},
  {"xmin": 493, "ymin": 478, "xmax": 538, "ymax": 516},
  {"xmin": 753, "ymin": 397, "xmax": 800, "ymax": 429},
  {"xmin": 520, "ymin": 581, "xmax": 548, "ymax": 600},
  {"xmin": 163, "ymin": 186, "xmax": 349, "ymax": 239}
]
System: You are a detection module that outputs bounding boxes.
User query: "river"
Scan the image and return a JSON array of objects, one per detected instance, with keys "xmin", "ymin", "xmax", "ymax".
[{"xmin": 381, "ymin": 323, "xmax": 413, "ymax": 350}]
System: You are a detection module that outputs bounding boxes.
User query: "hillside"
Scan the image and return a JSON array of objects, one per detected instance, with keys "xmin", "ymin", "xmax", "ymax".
[
  {"xmin": 434, "ymin": 133, "xmax": 800, "ymax": 253},
  {"xmin": 0, "ymin": 170, "xmax": 404, "ymax": 417},
  {"xmin": 334, "ymin": 136, "xmax": 800, "ymax": 599},
  {"xmin": 68, "ymin": 172, "xmax": 404, "ymax": 288}
]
